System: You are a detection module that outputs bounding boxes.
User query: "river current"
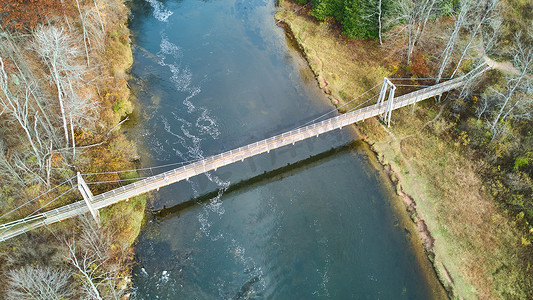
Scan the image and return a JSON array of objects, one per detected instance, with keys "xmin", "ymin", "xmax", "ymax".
[{"xmin": 127, "ymin": 0, "xmax": 446, "ymax": 298}]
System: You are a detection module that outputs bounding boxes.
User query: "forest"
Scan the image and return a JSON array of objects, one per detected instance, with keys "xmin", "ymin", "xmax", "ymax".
[{"xmin": 0, "ymin": 0, "xmax": 144, "ymax": 298}]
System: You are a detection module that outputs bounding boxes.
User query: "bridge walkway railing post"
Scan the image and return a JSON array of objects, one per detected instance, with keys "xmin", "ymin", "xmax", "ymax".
[
  {"xmin": 77, "ymin": 172, "xmax": 100, "ymax": 226},
  {"xmin": 0, "ymin": 76, "xmax": 470, "ymax": 242}
]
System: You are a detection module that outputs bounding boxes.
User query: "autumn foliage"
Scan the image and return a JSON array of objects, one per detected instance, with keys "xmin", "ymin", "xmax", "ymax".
[
  {"xmin": 410, "ymin": 53, "xmax": 430, "ymax": 78},
  {"xmin": 0, "ymin": 0, "xmax": 73, "ymax": 31}
]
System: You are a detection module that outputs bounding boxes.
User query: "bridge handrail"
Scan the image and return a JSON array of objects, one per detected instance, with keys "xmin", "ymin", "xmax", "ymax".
[
  {"xmin": 0, "ymin": 76, "xmax": 469, "ymax": 241},
  {"xmin": 0, "ymin": 213, "xmax": 44, "ymax": 227}
]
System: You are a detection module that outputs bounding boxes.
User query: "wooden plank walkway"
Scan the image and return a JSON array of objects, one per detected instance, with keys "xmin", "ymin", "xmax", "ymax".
[{"xmin": 0, "ymin": 77, "xmax": 465, "ymax": 241}]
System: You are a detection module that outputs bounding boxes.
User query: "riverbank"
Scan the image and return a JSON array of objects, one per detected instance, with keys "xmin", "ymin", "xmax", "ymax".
[
  {"xmin": 0, "ymin": 0, "xmax": 145, "ymax": 297},
  {"xmin": 78, "ymin": 0, "xmax": 147, "ymax": 292},
  {"xmin": 94, "ymin": 0, "xmax": 146, "ymax": 253},
  {"xmin": 276, "ymin": 1, "xmax": 532, "ymax": 299}
]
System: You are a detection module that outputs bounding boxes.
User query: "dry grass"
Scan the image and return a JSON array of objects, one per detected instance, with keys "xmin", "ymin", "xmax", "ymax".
[
  {"xmin": 106, "ymin": 26, "xmax": 133, "ymax": 79},
  {"xmin": 276, "ymin": 1, "xmax": 392, "ymax": 111},
  {"xmin": 362, "ymin": 105, "xmax": 532, "ymax": 299},
  {"xmin": 278, "ymin": 1, "xmax": 532, "ymax": 298}
]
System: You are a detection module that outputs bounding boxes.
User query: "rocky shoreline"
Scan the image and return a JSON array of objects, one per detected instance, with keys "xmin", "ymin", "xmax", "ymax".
[{"xmin": 276, "ymin": 13, "xmax": 452, "ymax": 300}]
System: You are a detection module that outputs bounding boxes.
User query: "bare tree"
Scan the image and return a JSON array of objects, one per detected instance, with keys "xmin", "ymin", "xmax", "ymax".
[
  {"xmin": 0, "ymin": 139, "xmax": 25, "ymax": 185},
  {"xmin": 65, "ymin": 239, "xmax": 104, "ymax": 300},
  {"xmin": 0, "ymin": 32, "xmax": 62, "ymax": 148},
  {"xmin": 361, "ymin": 0, "xmax": 387, "ymax": 45},
  {"xmin": 33, "ymin": 25, "xmax": 83, "ymax": 151},
  {"xmin": 63, "ymin": 75, "xmax": 99, "ymax": 157},
  {"xmin": 0, "ymin": 54, "xmax": 57, "ymax": 185},
  {"xmin": 93, "ymin": 0, "xmax": 106, "ymax": 35},
  {"xmin": 378, "ymin": 0, "xmax": 383, "ymax": 44},
  {"xmin": 476, "ymin": 96, "xmax": 490, "ymax": 119},
  {"xmin": 489, "ymin": 34, "xmax": 533, "ymax": 138},
  {"xmin": 450, "ymin": 0, "xmax": 500, "ymax": 78},
  {"xmin": 64, "ymin": 218, "xmax": 125, "ymax": 300},
  {"xmin": 7, "ymin": 265, "xmax": 73, "ymax": 299},
  {"xmin": 33, "ymin": 24, "xmax": 100, "ymax": 157},
  {"xmin": 384, "ymin": 0, "xmax": 439, "ymax": 64},
  {"xmin": 86, "ymin": 1, "xmax": 106, "ymax": 49},
  {"xmin": 0, "ymin": 31, "xmax": 76, "ymax": 186},
  {"xmin": 75, "ymin": 0, "xmax": 106, "ymax": 66},
  {"xmin": 76, "ymin": 0, "xmax": 91, "ymax": 67},
  {"xmin": 435, "ymin": 0, "xmax": 473, "ymax": 83},
  {"xmin": 0, "ymin": 56, "xmax": 44, "ymax": 166}
]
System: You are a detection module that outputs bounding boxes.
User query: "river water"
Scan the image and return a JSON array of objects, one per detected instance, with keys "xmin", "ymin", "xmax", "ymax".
[{"xmin": 127, "ymin": 0, "xmax": 446, "ymax": 298}]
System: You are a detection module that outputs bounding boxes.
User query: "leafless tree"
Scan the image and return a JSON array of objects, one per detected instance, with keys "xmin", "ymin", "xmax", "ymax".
[
  {"xmin": 92, "ymin": 0, "xmax": 106, "ymax": 35},
  {"xmin": 489, "ymin": 34, "xmax": 533, "ymax": 138},
  {"xmin": 33, "ymin": 24, "xmax": 99, "ymax": 157},
  {"xmin": 76, "ymin": 0, "xmax": 91, "ymax": 67},
  {"xmin": 6, "ymin": 265, "xmax": 73, "ymax": 299},
  {"xmin": 65, "ymin": 239, "xmax": 104, "ymax": 300},
  {"xmin": 0, "ymin": 32, "xmax": 63, "ymax": 148},
  {"xmin": 75, "ymin": 0, "xmax": 106, "ymax": 67},
  {"xmin": 0, "ymin": 55, "xmax": 57, "ymax": 185},
  {"xmin": 63, "ymin": 76, "xmax": 99, "ymax": 157},
  {"xmin": 435, "ymin": 0, "xmax": 473, "ymax": 83},
  {"xmin": 33, "ymin": 25, "xmax": 83, "ymax": 151},
  {"xmin": 0, "ymin": 139, "xmax": 25, "ymax": 185},
  {"xmin": 450, "ymin": 0, "xmax": 501, "ymax": 78},
  {"xmin": 389, "ymin": 0, "xmax": 439, "ymax": 64},
  {"xmin": 0, "ymin": 31, "xmax": 78, "ymax": 186},
  {"xmin": 377, "ymin": 0, "xmax": 383, "ymax": 44},
  {"xmin": 0, "ymin": 56, "xmax": 44, "ymax": 165},
  {"xmin": 476, "ymin": 96, "xmax": 490, "ymax": 119},
  {"xmin": 64, "ymin": 218, "xmax": 124, "ymax": 300}
]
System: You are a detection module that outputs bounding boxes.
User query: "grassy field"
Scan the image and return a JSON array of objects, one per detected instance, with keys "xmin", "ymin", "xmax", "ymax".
[
  {"xmin": 277, "ymin": 4, "xmax": 391, "ymax": 111},
  {"xmin": 276, "ymin": 1, "xmax": 532, "ymax": 299}
]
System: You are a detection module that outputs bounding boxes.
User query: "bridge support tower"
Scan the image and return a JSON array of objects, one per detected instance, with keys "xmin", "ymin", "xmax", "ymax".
[
  {"xmin": 377, "ymin": 78, "xmax": 396, "ymax": 127},
  {"xmin": 77, "ymin": 172, "xmax": 100, "ymax": 226}
]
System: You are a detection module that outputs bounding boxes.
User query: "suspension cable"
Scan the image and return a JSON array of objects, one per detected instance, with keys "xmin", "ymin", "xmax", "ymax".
[
  {"xmin": 24, "ymin": 186, "xmax": 77, "ymax": 219},
  {"xmin": 80, "ymin": 85, "xmax": 381, "ymax": 177},
  {"xmin": 0, "ymin": 185, "xmax": 78, "ymax": 237},
  {"xmin": 81, "ymin": 78, "xmax": 443, "ymax": 177},
  {"xmin": 394, "ymin": 84, "xmax": 431, "ymax": 87},
  {"xmin": 80, "ymin": 158, "xmax": 204, "ymax": 176},
  {"xmin": 388, "ymin": 77, "xmax": 451, "ymax": 80},
  {"xmin": 346, "ymin": 93, "xmax": 380, "ymax": 113},
  {"xmin": 0, "ymin": 176, "xmax": 76, "ymax": 220},
  {"xmin": 17, "ymin": 77, "xmax": 450, "ymax": 204},
  {"xmin": 85, "ymin": 176, "xmax": 154, "ymax": 185},
  {"xmin": 293, "ymin": 82, "xmax": 382, "ymax": 131}
]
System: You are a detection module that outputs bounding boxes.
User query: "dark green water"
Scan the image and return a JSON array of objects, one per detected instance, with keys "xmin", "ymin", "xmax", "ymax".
[{"xmin": 128, "ymin": 0, "xmax": 446, "ymax": 298}]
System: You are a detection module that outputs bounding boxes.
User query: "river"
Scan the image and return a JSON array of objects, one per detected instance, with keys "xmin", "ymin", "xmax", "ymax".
[{"xmin": 127, "ymin": 0, "xmax": 446, "ymax": 298}]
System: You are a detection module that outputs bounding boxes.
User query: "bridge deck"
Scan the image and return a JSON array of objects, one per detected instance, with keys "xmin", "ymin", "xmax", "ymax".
[{"xmin": 0, "ymin": 77, "xmax": 465, "ymax": 241}]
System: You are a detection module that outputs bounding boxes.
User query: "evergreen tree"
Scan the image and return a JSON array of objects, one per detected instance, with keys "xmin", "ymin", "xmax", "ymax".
[
  {"xmin": 308, "ymin": 0, "xmax": 393, "ymax": 40},
  {"xmin": 342, "ymin": 0, "xmax": 381, "ymax": 39},
  {"xmin": 311, "ymin": 0, "xmax": 345, "ymax": 21}
]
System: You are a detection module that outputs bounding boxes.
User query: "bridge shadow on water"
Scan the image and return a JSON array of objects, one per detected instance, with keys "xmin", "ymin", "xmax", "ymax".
[{"xmin": 151, "ymin": 140, "xmax": 367, "ymax": 220}]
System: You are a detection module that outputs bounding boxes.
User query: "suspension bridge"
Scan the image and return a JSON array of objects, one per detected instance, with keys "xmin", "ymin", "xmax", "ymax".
[{"xmin": 0, "ymin": 76, "xmax": 469, "ymax": 242}]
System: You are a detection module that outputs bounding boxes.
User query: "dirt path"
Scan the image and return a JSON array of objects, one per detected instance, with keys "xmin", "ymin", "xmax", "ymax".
[{"xmin": 483, "ymin": 55, "xmax": 520, "ymax": 75}]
